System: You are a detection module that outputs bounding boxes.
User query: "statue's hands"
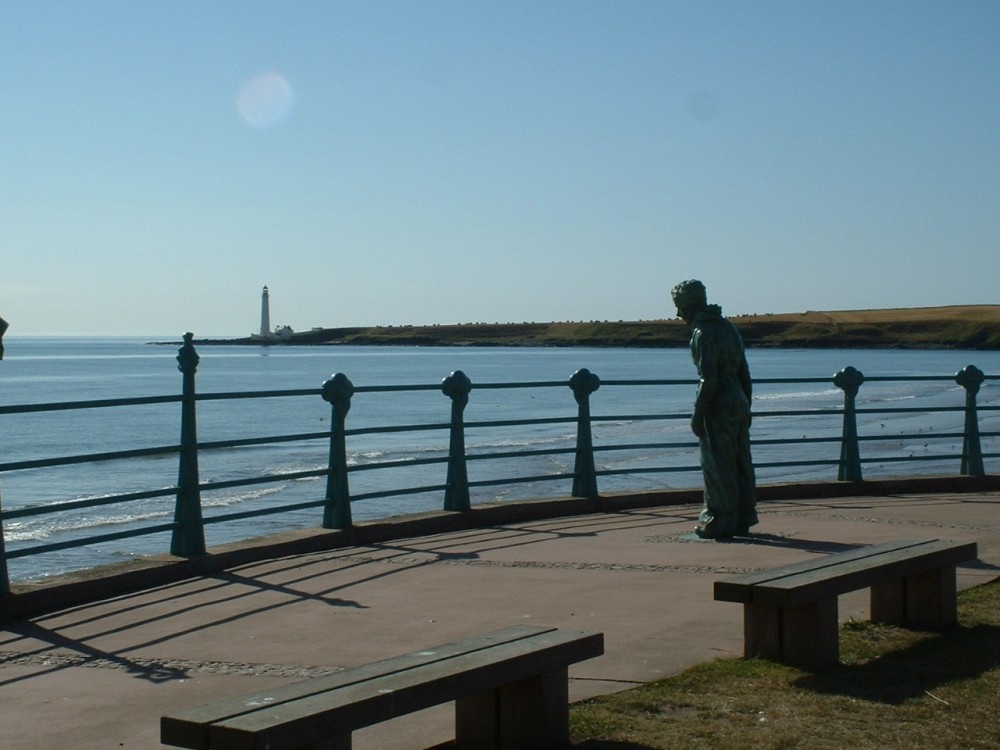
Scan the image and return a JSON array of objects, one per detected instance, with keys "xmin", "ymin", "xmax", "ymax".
[{"xmin": 690, "ymin": 413, "xmax": 705, "ymax": 438}]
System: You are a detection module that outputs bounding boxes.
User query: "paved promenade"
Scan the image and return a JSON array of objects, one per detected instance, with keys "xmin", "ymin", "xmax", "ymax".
[{"xmin": 1, "ymin": 490, "xmax": 998, "ymax": 749}]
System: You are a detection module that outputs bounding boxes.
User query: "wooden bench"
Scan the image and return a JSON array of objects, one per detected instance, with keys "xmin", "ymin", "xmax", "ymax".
[
  {"xmin": 161, "ymin": 624, "xmax": 604, "ymax": 750},
  {"xmin": 714, "ymin": 538, "xmax": 978, "ymax": 669}
]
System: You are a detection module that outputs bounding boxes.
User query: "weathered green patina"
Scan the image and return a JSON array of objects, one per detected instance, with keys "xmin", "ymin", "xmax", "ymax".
[
  {"xmin": 672, "ymin": 280, "xmax": 757, "ymax": 539},
  {"xmin": 0, "ymin": 314, "xmax": 8, "ymax": 360}
]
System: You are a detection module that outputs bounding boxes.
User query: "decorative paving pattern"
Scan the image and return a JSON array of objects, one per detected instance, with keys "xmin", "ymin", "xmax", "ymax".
[
  {"xmin": 646, "ymin": 530, "xmax": 799, "ymax": 544},
  {"xmin": 0, "ymin": 649, "xmax": 343, "ymax": 678},
  {"xmin": 330, "ymin": 553, "xmax": 759, "ymax": 576},
  {"xmin": 768, "ymin": 509, "xmax": 997, "ymax": 532}
]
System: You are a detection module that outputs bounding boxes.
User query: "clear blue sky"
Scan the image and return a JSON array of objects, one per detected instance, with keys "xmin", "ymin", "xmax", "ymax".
[{"xmin": 2, "ymin": 1, "xmax": 998, "ymax": 336}]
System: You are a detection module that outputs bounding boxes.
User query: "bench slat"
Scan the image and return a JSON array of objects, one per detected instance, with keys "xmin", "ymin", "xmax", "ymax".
[
  {"xmin": 208, "ymin": 629, "xmax": 604, "ymax": 750},
  {"xmin": 753, "ymin": 540, "xmax": 977, "ymax": 607},
  {"xmin": 161, "ymin": 624, "xmax": 563, "ymax": 750},
  {"xmin": 714, "ymin": 538, "xmax": 931, "ymax": 603}
]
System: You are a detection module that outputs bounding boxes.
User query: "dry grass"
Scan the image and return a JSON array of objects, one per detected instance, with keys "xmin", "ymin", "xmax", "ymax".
[
  {"xmin": 730, "ymin": 305, "xmax": 1000, "ymax": 349},
  {"xmin": 759, "ymin": 305, "xmax": 1000, "ymax": 324},
  {"xmin": 570, "ymin": 578, "xmax": 1000, "ymax": 750},
  {"xmin": 246, "ymin": 305, "xmax": 1000, "ymax": 349}
]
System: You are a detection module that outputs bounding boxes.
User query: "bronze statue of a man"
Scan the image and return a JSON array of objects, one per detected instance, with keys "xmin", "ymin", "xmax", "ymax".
[{"xmin": 671, "ymin": 280, "xmax": 757, "ymax": 538}]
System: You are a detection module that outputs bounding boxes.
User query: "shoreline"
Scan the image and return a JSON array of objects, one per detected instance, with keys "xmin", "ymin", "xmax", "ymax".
[{"xmin": 193, "ymin": 304, "xmax": 1000, "ymax": 350}]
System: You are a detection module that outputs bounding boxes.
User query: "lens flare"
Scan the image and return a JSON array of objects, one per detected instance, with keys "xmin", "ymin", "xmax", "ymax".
[{"xmin": 236, "ymin": 71, "xmax": 294, "ymax": 128}]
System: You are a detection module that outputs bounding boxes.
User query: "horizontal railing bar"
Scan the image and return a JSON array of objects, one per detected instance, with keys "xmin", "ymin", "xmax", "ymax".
[
  {"xmin": 751, "ymin": 408, "xmax": 848, "ymax": 417},
  {"xmin": 595, "ymin": 379, "xmax": 697, "ymax": 387},
  {"xmin": 346, "ymin": 422, "xmax": 451, "ymax": 436},
  {"xmin": 203, "ymin": 499, "xmax": 327, "ymax": 525},
  {"xmin": 2, "ymin": 487, "xmax": 178, "ymax": 520},
  {"xmin": 0, "ymin": 394, "xmax": 180, "ymax": 415},
  {"xmin": 752, "ymin": 459, "xmax": 841, "ymax": 469},
  {"xmin": 354, "ymin": 383, "xmax": 448, "ymax": 393},
  {"xmin": 4, "ymin": 374, "xmax": 996, "ymax": 416},
  {"xmin": 860, "ymin": 453, "xmax": 962, "ymax": 464},
  {"xmin": 466, "ymin": 416, "xmax": 579, "ymax": 429},
  {"xmin": 855, "ymin": 406, "xmax": 964, "ymax": 414},
  {"xmin": 198, "ymin": 431, "xmax": 330, "ymax": 451},
  {"xmin": 0, "ymin": 444, "xmax": 180, "ymax": 472},
  {"xmin": 468, "ymin": 381, "xmax": 574, "ymax": 390},
  {"xmin": 592, "ymin": 413, "xmax": 688, "ymax": 422},
  {"xmin": 195, "ymin": 389, "xmax": 318, "ymax": 401},
  {"xmin": 594, "ymin": 442, "xmax": 694, "ymax": 451},
  {"xmin": 751, "ymin": 406, "xmax": 994, "ymax": 417},
  {"xmin": 11, "ymin": 423, "xmax": 968, "ymax": 484},
  {"xmin": 745, "ymin": 433, "xmax": 967, "ymax": 448},
  {"xmin": 597, "ymin": 465, "xmax": 702, "ymax": 476},
  {"xmin": 751, "ymin": 377, "xmax": 854, "ymax": 384},
  {"xmin": 2, "ymin": 357, "xmax": 997, "ymax": 582},
  {"xmin": 468, "ymin": 473, "xmax": 569, "ymax": 488},
  {"xmin": 751, "ymin": 436, "xmax": 842, "ymax": 445},
  {"xmin": 198, "ymin": 469, "xmax": 329, "ymax": 493},
  {"xmin": 349, "ymin": 484, "xmax": 450, "ymax": 501},
  {"xmin": 3, "ymin": 522, "xmax": 178, "ymax": 559},
  {"xmin": 466, "ymin": 447, "xmax": 576, "ymax": 461},
  {"xmin": 863, "ymin": 375, "xmax": 989, "ymax": 382},
  {"xmin": 857, "ymin": 432, "xmax": 966, "ymax": 441},
  {"xmin": 348, "ymin": 456, "xmax": 448, "ymax": 472}
]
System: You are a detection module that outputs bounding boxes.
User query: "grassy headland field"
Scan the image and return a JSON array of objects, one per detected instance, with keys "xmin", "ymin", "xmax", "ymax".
[{"xmin": 213, "ymin": 305, "xmax": 1000, "ymax": 349}]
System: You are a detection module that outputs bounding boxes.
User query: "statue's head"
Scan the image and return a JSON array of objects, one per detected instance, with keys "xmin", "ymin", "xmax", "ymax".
[{"xmin": 671, "ymin": 279, "xmax": 707, "ymax": 322}]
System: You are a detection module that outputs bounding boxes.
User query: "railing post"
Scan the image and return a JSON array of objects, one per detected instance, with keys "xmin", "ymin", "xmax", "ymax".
[
  {"xmin": 171, "ymin": 332, "xmax": 206, "ymax": 557},
  {"xmin": 834, "ymin": 366, "xmax": 864, "ymax": 482},
  {"xmin": 322, "ymin": 373, "xmax": 355, "ymax": 529},
  {"xmin": 570, "ymin": 368, "xmax": 601, "ymax": 498},
  {"xmin": 0, "ymin": 314, "xmax": 6, "ymax": 593},
  {"xmin": 0, "ymin": 484, "xmax": 8, "ymax": 595},
  {"xmin": 442, "ymin": 370, "xmax": 472, "ymax": 512},
  {"xmin": 956, "ymin": 364, "xmax": 985, "ymax": 476}
]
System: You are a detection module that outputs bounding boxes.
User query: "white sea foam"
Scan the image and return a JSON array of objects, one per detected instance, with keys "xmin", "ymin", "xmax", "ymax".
[{"xmin": 753, "ymin": 388, "xmax": 840, "ymax": 402}]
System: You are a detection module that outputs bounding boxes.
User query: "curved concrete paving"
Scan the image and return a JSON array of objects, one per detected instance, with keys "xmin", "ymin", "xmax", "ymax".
[{"xmin": 1, "ymin": 492, "xmax": 997, "ymax": 749}]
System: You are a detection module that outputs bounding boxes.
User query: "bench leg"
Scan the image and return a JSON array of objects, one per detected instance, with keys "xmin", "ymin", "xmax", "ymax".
[
  {"xmin": 744, "ymin": 602, "xmax": 783, "ymax": 661},
  {"xmin": 871, "ymin": 566, "xmax": 958, "ymax": 628},
  {"xmin": 455, "ymin": 667, "xmax": 570, "ymax": 749},
  {"xmin": 906, "ymin": 565, "xmax": 958, "ymax": 627},
  {"xmin": 745, "ymin": 598, "xmax": 839, "ymax": 670},
  {"xmin": 871, "ymin": 579, "xmax": 907, "ymax": 624}
]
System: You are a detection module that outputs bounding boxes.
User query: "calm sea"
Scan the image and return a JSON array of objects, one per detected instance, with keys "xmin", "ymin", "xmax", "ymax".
[{"xmin": 2, "ymin": 337, "xmax": 998, "ymax": 582}]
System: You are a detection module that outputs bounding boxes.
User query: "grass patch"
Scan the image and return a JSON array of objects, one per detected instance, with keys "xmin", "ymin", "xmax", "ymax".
[
  {"xmin": 570, "ymin": 578, "xmax": 1000, "ymax": 749},
  {"xmin": 212, "ymin": 305, "xmax": 1000, "ymax": 349}
]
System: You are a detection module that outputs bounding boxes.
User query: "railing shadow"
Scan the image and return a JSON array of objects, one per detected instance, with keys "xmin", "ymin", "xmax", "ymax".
[
  {"xmin": 0, "ymin": 509, "xmax": 693, "ymax": 690},
  {"xmin": 0, "ymin": 620, "xmax": 190, "ymax": 686}
]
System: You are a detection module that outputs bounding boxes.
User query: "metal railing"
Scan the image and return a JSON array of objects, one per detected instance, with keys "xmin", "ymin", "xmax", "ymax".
[{"xmin": 1, "ymin": 333, "xmax": 997, "ymax": 593}]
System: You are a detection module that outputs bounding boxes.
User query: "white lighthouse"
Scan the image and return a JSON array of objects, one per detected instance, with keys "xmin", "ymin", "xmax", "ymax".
[
  {"xmin": 251, "ymin": 286, "xmax": 294, "ymax": 342},
  {"xmin": 259, "ymin": 285, "xmax": 271, "ymax": 337}
]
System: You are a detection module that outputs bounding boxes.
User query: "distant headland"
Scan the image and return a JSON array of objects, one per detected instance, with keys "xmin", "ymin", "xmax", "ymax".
[{"xmin": 194, "ymin": 305, "xmax": 1000, "ymax": 350}]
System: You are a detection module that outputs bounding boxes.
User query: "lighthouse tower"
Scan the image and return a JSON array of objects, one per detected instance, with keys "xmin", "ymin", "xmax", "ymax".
[{"xmin": 259, "ymin": 286, "xmax": 271, "ymax": 337}]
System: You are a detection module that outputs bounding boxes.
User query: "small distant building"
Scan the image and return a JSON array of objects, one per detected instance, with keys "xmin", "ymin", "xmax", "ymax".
[{"xmin": 250, "ymin": 285, "xmax": 294, "ymax": 342}]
